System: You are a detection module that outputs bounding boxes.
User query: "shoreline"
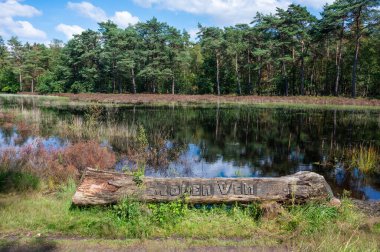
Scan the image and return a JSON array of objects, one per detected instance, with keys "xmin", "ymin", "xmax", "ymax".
[{"xmin": 12, "ymin": 92, "xmax": 380, "ymax": 110}]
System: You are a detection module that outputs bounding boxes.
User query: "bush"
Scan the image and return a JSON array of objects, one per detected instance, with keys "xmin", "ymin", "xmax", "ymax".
[
  {"xmin": 0, "ymin": 140, "xmax": 116, "ymax": 188},
  {"xmin": 148, "ymin": 200, "xmax": 187, "ymax": 226},
  {"xmin": 0, "ymin": 171, "xmax": 40, "ymax": 192},
  {"xmin": 113, "ymin": 198, "xmax": 151, "ymax": 238},
  {"xmin": 0, "ymin": 68, "xmax": 18, "ymax": 93},
  {"xmin": 36, "ymin": 71, "xmax": 64, "ymax": 94},
  {"xmin": 63, "ymin": 141, "xmax": 116, "ymax": 173}
]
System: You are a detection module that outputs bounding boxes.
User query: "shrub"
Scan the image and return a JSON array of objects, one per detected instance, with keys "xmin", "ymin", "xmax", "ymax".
[
  {"xmin": 62, "ymin": 141, "xmax": 116, "ymax": 173},
  {"xmin": 0, "ymin": 171, "xmax": 40, "ymax": 192},
  {"xmin": 113, "ymin": 198, "xmax": 151, "ymax": 238},
  {"xmin": 148, "ymin": 200, "xmax": 187, "ymax": 226},
  {"xmin": 0, "ymin": 140, "xmax": 116, "ymax": 189}
]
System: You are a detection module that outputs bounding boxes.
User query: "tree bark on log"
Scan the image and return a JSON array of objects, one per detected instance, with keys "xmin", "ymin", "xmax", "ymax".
[{"xmin": 72, "ymin": 168, "xmax": 334, "ymax": 206}]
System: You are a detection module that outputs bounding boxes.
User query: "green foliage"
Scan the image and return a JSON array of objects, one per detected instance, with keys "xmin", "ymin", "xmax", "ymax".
[
  {"xmin": 148, "ymin": 200, "xmax": 187, "ymax": 226},
  {"xmin": 112, "ymin": 198, "xmax": 151, "ymax": 238},
  {"xmin": 0, "ymin": 171, "xmax": 40, "ymax": 192},
  {"xmin": 374, "ymin": 222, "xmax": 380, "ymax": 234},
  {"xmin": 136, "ymin": 125, "xmax": 148, "ymax": 150},
  {"xmin": 132, "ymin": 163, "xmax": 145, "ymax": 186},
  {"xmin": 36, "ymin": 71, "xmax": 64, "ymax": 94},
  {"xmin": 283, "ymin": 204, "xmax": 339, "ymax": 234},
  {"xmin": 0, "ymin": 68, "xmax": 18, "ymax": 93},
  {"xmin": 0, "ymin": 1, "xmax": 380, "ymax": 96},
  {"xmin": 350, "ymin": 145, "xmax": 379, "ymax": 174}
]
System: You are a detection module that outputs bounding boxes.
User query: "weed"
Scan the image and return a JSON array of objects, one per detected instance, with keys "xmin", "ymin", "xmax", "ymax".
[
  {"xmin": 350, "ymin": 145, "xmax": 379, "ymax": 173},
  {"xmin": 285, "ymin": 204, "xmax": 339, "ymax": 234},
  {"xmin": 0, "ymin": 171, "xmax": 40, "ymax": 192},
  {"xmin": 136, "ymin": 124, "xmax": 148, "ymax": 151},
  {"xmin": 148, "ymin": 200, "xmax": 187, "ymax": 226},
  {"xmin": 132, "ymin": 163, "xmax": 145, "ymax": 186},
  {"xmin": 113, "ymin": 198, "xmax": 151, "ymax": 238}
]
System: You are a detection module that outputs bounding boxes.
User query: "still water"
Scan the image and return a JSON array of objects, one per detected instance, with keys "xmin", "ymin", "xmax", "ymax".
[{"xmin": 1, "ymin": 95, "xmax": 379, "ymax": 200}]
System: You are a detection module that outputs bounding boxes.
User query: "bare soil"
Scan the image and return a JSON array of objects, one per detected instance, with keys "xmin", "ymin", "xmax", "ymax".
[
  {"xmin": 353, "ymin": 200, "xmax": 380, "ymax": 217},
  {"xmin": 0, "ymin": 234, "xmax": 287, "ymax": 252},
  {"xmin": 45, "ymin": 93, "xmax": 380, "ymax": 107}
]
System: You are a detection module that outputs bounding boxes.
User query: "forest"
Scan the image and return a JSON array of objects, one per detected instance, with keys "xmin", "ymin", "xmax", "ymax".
[{"xmin": 0, "ymin": 0, "xmax": 379, "ymax": 98}]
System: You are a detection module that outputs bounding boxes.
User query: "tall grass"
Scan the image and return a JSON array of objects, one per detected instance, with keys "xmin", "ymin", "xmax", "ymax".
[{"xmin": 350, "ymin": 145, "xmax": 379, "ymax": 173}]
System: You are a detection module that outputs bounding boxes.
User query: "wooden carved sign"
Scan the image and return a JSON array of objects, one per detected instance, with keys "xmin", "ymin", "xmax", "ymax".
[{"xmin": 72, "ymin": 168, "xmax": 334, "ymax": 206}]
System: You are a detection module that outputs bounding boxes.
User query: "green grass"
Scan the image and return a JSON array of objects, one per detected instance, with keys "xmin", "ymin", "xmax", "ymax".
[
  {"xmin": 0, "ymin": 171, "xmax": 40, "ymax": 193},
  {"xmin": 0, "ymin": 185, "xmax": 379, "ymax": 251}
]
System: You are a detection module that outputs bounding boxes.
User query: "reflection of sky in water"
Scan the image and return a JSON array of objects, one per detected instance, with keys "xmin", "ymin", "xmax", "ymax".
[
  {"xmin": 118, "ymin": 142, "xmax": 380, "ymax": 200},
  {"xmin": 0, "ymin": 129, "xmax": 68, "ymax": 151},
  {"xmin": 1, "ymin": 115, "xmax": 380, "ymax": 201},
  {"xmin": 362, "ymin": 186, "xmax": 380, "ymax": 201}
]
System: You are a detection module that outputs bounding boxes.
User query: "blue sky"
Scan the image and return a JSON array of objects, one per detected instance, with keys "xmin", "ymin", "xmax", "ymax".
[{"xmin": 0, "ymin": 0, "xmax": 333, "ymax": 43}]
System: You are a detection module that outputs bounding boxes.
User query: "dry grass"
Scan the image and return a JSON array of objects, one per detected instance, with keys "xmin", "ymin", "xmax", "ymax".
[
  {"xmin": 350, "ymin": 145, "xmax": 380, "ymax": 174},
  {"xmin": 50, "ymin": 93, "xmax": 380, "ymax": 108}
]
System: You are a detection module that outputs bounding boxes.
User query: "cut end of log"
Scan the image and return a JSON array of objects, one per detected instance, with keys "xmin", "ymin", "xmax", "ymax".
[{"xmin": 72, "ymin": 168, "xmax": 334, "ymax": 206}]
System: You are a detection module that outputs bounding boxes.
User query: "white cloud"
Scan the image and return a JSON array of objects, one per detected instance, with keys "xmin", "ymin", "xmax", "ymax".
[
  {"xmin": 12, "ymin": 21, "xmax": 47, "ymax": 39},
  {"xmin": 111, "ymin": 11, "xmax": 140, "ymax": 28},
  {"xmin": 133, "ymin": 0, "xmax": 334, "ymax": 25},
  {"xmin": 67, "ymin": 1, "xmax": 107, "ymax": 22},
  {"xmin": 0, "ymin": 0, "xmax": 41, "ymax": 18},
  {"xmin": 56, "ymin": 24, "xmax": 85, "ymax": 39},
  {"xmin": 0, "ymin": 0, "xmax": 46, "ymax": 39},
  {"xmin": 67, "ymin": 1, "xmax": 139, "ymax": 27}
]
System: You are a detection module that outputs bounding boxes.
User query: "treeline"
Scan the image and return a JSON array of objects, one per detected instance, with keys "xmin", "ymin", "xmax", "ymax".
[{"xmin": 0, "ymin": 0, "xmax": 379, "ymax": 97}]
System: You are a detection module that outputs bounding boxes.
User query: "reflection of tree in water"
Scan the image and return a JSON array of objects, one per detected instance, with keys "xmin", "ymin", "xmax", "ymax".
[{"xmin": 2, "ymin": 100, "xmax": 380, "ymax": 198}]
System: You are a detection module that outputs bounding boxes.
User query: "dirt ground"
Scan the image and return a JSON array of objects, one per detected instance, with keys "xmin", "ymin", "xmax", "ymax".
[
  {"xmin": 0, "ymin": 235, "xmax": 287, "ymax": 252},
  {"xmin": 47, "ymin": 93, "xmax": 380, "ymax": 107}
]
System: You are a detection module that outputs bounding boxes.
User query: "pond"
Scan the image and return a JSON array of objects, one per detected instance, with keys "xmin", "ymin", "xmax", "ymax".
[{"xmin": 1, "ymin": 94, "xmax": 380, "ymax": 200}]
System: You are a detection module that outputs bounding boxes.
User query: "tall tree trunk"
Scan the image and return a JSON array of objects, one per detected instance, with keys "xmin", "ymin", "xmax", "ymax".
[
  {"xmin": 247, "ymin": 49, "xmax": 252, "ymax": 94},
  {"xmin": 310, "ymin": 55, "xmax": 316, "ymax": 95},
  {"xmin": 235, "ymin": 53, "xmax": 241, "ymax": 95},
  {"xmin": 282, "ymin": 61, "xmax": 288, "ymax": 96},
  {"xmin": 118, "ymin": 77, "xmax": 122, "ymax": 94},
  {"xmin": 171, "ymin": 75, "xmax": 175, "ymax": 95},
  {"xmin": 216, "ymin": 51, "xmax": 221, "ymax": 96},
  {"xmin": 113, "ymin": 61, "xmax": 117, "ymax": 93},
  {"xmin": 19, "ymin": 71, "xmax": 22, "ymax": 92},
  {"xmin": 300, "ymin": 41, "xmax": 305, "ymax": 95},
  {"xmin": 324, "ymin": 39, "xmax": 330, "ymax": 95},
  {"xmin": 31, "ymin": 78, "xmax": 34, "ymax": 93},
  {"xmin": 351, "ymin": 7, "xmax": 362, "ymax": 98},
  {"xmin": 131, "ymin": 68, "xmax": 136, "ymax": 94},
  {"xmin": 257, "ymin": 57, "xmax": 262, "ymax": 95},
  {"xmin": 335, "ymin": 19, "xmax": 345, "ymax": 96},
  {"xmin": 292, "ymin": 47, "xmax": 296, "ymax": 95}
]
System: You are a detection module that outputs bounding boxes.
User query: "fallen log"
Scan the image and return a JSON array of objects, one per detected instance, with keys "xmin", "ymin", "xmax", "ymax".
[{"xmin": 72, "ymin": 168, "xmax": 334, "ymax": 206}]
